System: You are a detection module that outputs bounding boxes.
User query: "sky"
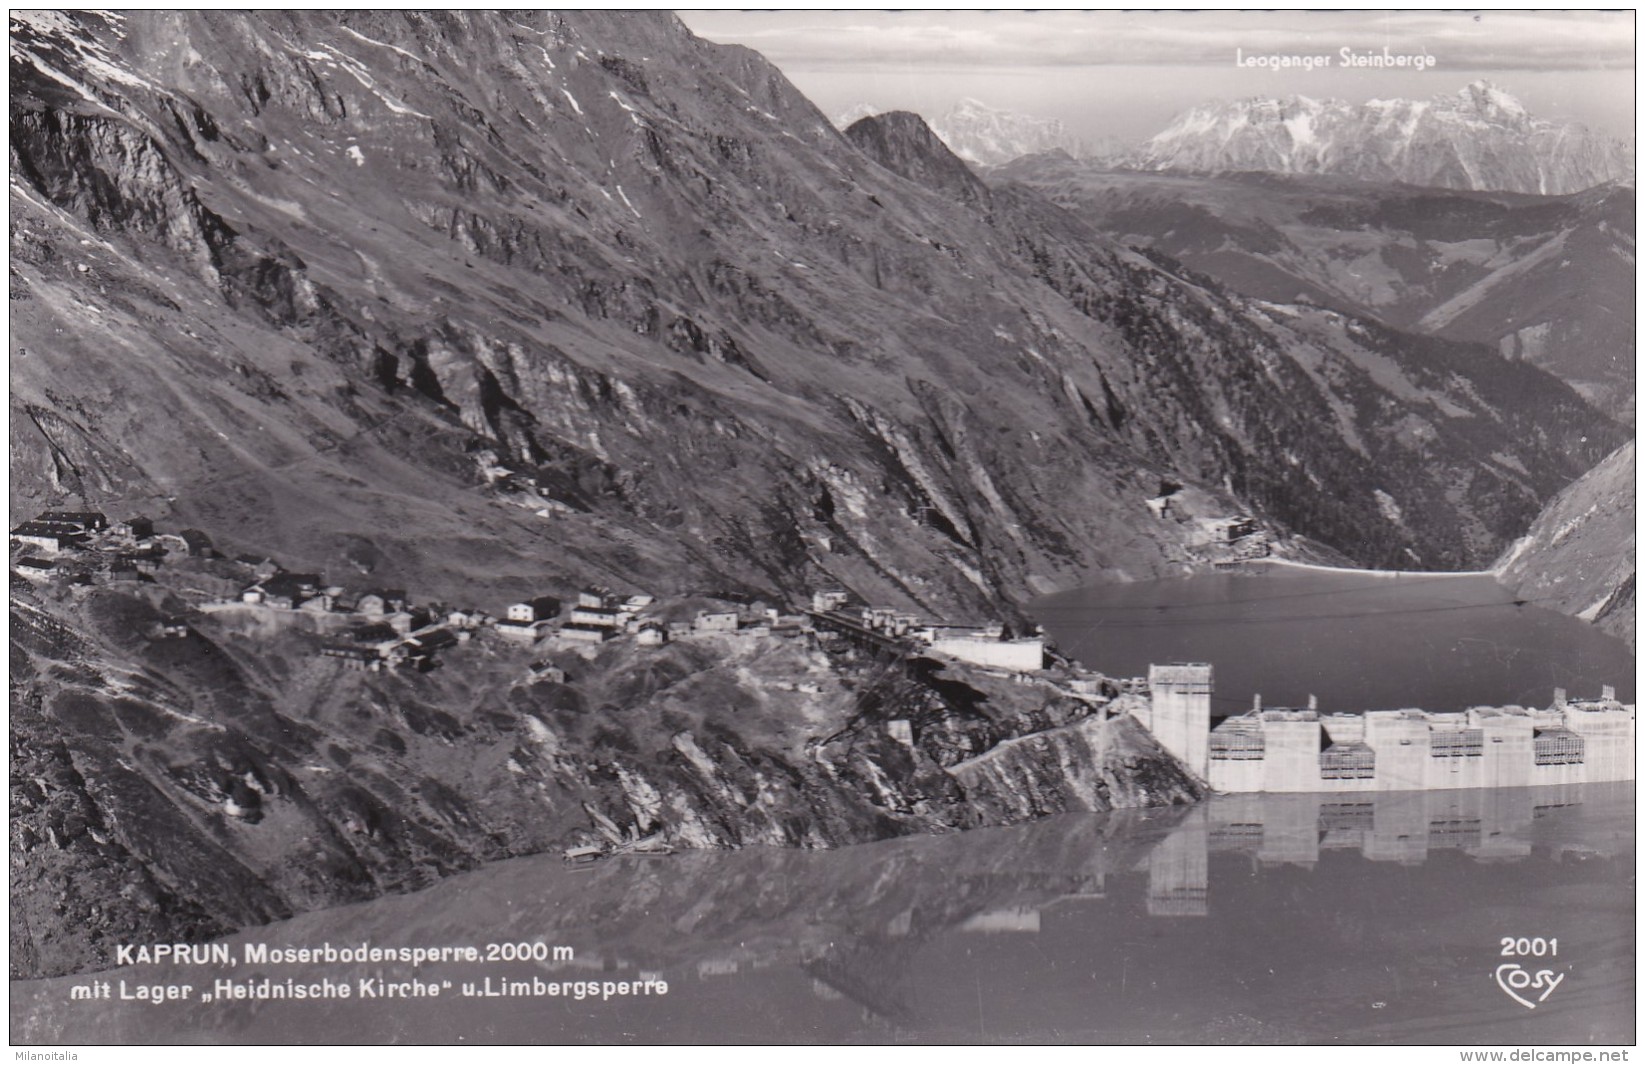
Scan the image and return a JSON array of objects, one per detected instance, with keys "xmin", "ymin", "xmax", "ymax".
[{"xmin": 677, "ymin": 11, "xmax": 1636, "ymax": 144}]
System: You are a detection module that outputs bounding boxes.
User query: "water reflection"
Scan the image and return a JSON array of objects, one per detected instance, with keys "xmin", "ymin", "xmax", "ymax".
[{"xmin": 12, "ymin": 783, "xmax": 1632, "ymax": 1045}]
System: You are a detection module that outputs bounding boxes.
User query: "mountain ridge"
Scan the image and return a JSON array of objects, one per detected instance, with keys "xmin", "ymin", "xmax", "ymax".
[
  {"xmin": 990, "ymin": 158, "xmax": 1637, "ymax": 420},
  {"xmin": 1131, "ymin": 80, "xmax": 1634, "ymax": 195},
  {"xmin": 835, "ymin": 97, "xmax": 1094, "ymax": 169},
  {"xmin": 845, "ymin": 81, "xmax": 1631, "ymax": 195},
  {"xmin": 14, "ymin": 10, "xmax": 1618, "ymax": 606}
]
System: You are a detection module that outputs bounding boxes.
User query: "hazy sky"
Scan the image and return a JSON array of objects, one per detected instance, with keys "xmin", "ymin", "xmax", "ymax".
[{"xmin": 677, "ymin": 11, "xmax": 1635, "ymax": 143}]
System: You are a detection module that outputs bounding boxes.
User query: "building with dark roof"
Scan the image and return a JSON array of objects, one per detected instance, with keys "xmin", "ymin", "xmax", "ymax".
[
  {"xmin": 410, "ymin": 628, "xmax": 459, "ymax": 653},
  {"xmin": 261, "ymin": 572, "xmax": 322, "ymax": 601},
  {"xmin": 570, "ymin": 605, "xmax": 620, "ymax": 628},
  {"xmin": 39, "ymin": 511, "xmax": 108, "ymax": 532},
  {"xmin": 113, "ymin": 517, "xmax": 155, "ymax": 541},
  {"xmin": 557, "ymin": 623, "xmax": 614, "ymax": 644},
  {"xmin": 177, "ymin": 529, "xmax": 216, "ymax": 557},
  {"xmin": 10, "ymin": 523, "xmax": 88, "ymax": 552},
  {"xmin": 506, "ymin": 595, "xmax": 562, "ymax": 623},
  {"xmin": 321, "ymin": 645, "xmax": 383, "ymax": 671}
]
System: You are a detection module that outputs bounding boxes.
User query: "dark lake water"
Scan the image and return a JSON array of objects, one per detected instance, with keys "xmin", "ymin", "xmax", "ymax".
[
  {"xmin": 1032, "ymin": 564, "xmax": 1635, "ymax": 715},
  {"xmin": 11, "ymin": 783, "xmax": 1633, "ymax": 1045}
]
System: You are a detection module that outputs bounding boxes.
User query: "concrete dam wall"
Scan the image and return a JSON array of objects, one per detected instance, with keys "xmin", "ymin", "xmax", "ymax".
[{"xmin": 1136, "ymin": 663, "xmax": 1634, "ymax": 794}]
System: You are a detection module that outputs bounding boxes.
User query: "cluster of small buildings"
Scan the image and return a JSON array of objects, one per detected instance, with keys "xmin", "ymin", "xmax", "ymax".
[
  {"xmin": 12, "ymin": 509, "xmax": 1081, "ymax": 700},
  {"xmin": 222, "ymin": 569, "xmax": 474, "ymax": 672},
  {"xmin": 319, "ymin": 624, "xmax": 463, "ymax": 673},
  {"xmin": 534, "ymin": 589, "xmax": 664, "ymax": 646},
  {"xmin": 11, "ymin": 510, "xmax": 113, "ymax": 552},
  {"xmin": 1138, "ymin": 497, "xmax": 1272, "ymax": 567},
  {"xmin": 676, "ymin": 604, "xmax": 808, "ymax": 643},
  {"xmin": 292, "ymin": 582, "xmax": 671, "ymax": 672},
  {"xmin": 310, "ymin": 582, "xmax": 818, "ymax": 673},
  {"xmin": 10, "ymin": 509, "xmax": 186, "ymax": 585},
  {"xmin": 495, "ymin": 587, "xmax": 802, "ymax": 648}
]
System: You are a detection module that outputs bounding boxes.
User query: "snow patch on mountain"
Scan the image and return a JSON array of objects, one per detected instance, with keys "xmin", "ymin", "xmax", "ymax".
[
  {"xmin": 835, "ymin": 98, "xmax": 1088, "ymax": 167},
  {"xmin": 1135, "ymin": 81, "xmax": 1632, "ymax": 195}
]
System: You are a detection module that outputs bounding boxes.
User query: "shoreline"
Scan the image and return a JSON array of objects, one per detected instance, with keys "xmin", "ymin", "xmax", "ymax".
[{"xmin": 1257, "ymin": 556, "xmax": 1502, "ymax": 580}]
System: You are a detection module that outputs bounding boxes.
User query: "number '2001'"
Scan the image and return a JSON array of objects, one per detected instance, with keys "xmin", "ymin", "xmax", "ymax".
[{"xmin": 1500, "ymin": 937, "xmax": 1557, "ymax": 957}]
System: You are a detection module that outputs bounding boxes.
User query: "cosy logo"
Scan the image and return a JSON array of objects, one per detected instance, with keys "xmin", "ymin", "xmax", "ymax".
[{"xmin": 1495, "ymin": 963, "xmax": 1565, "ymax": 1009}]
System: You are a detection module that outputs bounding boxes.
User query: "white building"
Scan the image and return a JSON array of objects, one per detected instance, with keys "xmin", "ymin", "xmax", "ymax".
[
  {"xmin": 929, "ymin": 635, "xmax": 1044, "ymax": 673},
  {"xmin": 556, "ymin": 624, "xmax": 613, "ymax": 644},
  {"xmin": 810, "ymin": 590, "xmax": 849, "ymax": 613},
  {"xmin": 570, "ymin": 606, "xmax": 620, "ymax": 628},
  {"xmin": 695, "ymin": 610, "xmax": 739, "ymax": 633},
  {"xmin": 507, "ymin": 596, "xmax": 562, "ymax": 624}
]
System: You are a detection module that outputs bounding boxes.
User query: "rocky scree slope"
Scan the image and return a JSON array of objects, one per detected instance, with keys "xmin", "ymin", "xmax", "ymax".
[
  {"xmin": 1496, "ymin": 441, "xmax": 1636, "ymax": 651},
  {"xmin": 9, "ymin": 10, "xmax": 1621, "ymax": 608},
  {"xmin": 847, "ymin": 114, "xmax": 1620, "ymax": 570}
]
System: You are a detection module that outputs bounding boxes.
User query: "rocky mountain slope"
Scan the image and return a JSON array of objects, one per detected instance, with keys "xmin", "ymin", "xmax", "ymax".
[
  {"xmin": 10, "ymin": 12, "xmax": 1619, "ymax": 606},
  {"xmin": 1497, "ymin": 441, "xmax": 1635, "ymax": 650},
  {"xmin": 835, "ymin": 97, "xmax": 1092, "ymax": 168},
  {"xmin": 992, "ymin": 160, "xmax": 1636, "ymax": 420},
  {"xmin": 1132, "ymin": 81, "xmax": 1634, "ymax": 196},
  {"xmin": 8, "ymin": 571, "xmax": 1198, "ymax": 979}
]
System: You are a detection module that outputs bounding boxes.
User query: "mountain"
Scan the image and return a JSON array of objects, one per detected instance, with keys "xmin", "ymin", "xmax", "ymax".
[
  {"xmin": 992, "ymin": 160, "xmax": 1636, "ymax": 420},
  {"xmin": 12, "ymin": 11, "xmax": 1617, "ymax": 606},
  {"xmin": 925, "ymin": 97, "xmax": 1089, "ymax": 168},
  {"xmin": 836, "ymin": 98, "xmax": 1093, "ymax": 167},
  {"xmin": 7, "ymin": 11, "xmax": 1628, "ymax": 975},
  {"xmin": 833, "ymin": 101, "xmax": 883, "ymax": 132},
  {"xmin": 842, "ymin": 110, "xmax": 993, "ymax": 209},
  {"xmin": 1133, "ymin": 81, "xmax": 1634, "ymax": 196},
  {"xmin": 1497, "ymin": 442, "xmax": 1636, "ymax": 650}
]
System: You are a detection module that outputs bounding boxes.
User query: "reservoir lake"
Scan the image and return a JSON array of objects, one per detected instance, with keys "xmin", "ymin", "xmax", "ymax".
[{"xmin": 1032, "ymin": 563, "xmax": 1635, "ymax": 714}]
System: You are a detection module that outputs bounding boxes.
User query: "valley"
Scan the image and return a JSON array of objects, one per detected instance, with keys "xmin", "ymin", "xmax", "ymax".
[{"xmin": 993, "ymin": 161, "xmax": 1635, "ymax": 420}]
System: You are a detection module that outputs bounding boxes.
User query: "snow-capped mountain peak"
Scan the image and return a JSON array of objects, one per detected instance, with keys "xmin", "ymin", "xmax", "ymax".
[
  {"xmin": 835, "ymin": 98, "xmax": 1087, "ymax": 167},
  {"xmin": 1135, "ymin": 83, "xmax": 1630, "ymax": 194},
  {"xmin": 1455, "ymin": 79, "xmax": 1528, "ymax": 121},
  {"xmin": 833, "ymin": 101, "xmax": 883, "ymax": 130}
]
